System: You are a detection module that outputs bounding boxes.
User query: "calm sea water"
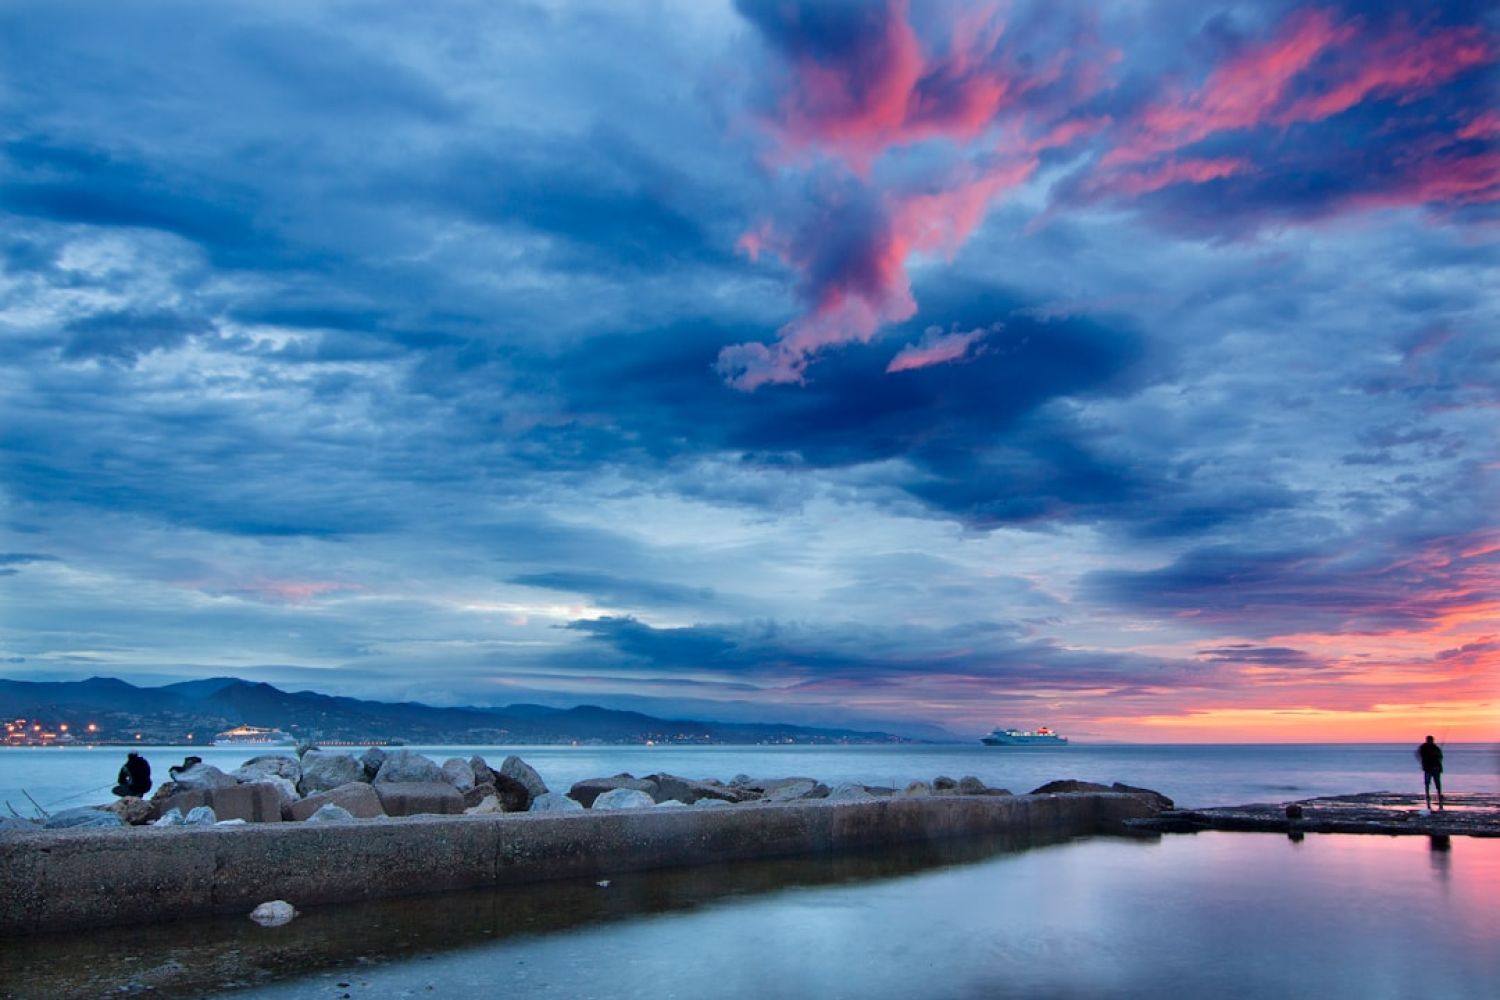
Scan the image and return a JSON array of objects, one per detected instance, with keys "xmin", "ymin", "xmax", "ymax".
[
  {"xmin": 5, "ymin": 831, "xmax": 1496, "ymax": 998},
  {"xmin": 3, "ymin": 741, "xmax": 1498, "ymax": 816}
]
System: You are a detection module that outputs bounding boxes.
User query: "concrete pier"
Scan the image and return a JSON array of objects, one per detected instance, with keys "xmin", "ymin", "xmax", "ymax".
[{"xmin": 0, "ymin": 792, "xmax": 1156, "ymax": 936}]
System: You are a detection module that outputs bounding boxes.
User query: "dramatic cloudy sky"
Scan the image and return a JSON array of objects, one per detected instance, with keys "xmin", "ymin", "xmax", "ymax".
[{"xmin": 2, "ymin": 0, "xmax": 1496, "ymax": 741}]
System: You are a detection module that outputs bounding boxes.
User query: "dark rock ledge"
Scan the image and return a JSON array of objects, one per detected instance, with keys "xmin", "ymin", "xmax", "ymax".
[{"xmin": 1126, "ymin": 792, "xmax": 1500, "ymax": 838}]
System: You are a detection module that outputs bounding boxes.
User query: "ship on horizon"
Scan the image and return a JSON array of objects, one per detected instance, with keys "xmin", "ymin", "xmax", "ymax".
[
  {"xmin": 212, "ymin": 724, "xmax": 295, "ymax": 746},
  {"xmin": 981, "ymin": 726, "xmax": 1068, "ymax": 746}
]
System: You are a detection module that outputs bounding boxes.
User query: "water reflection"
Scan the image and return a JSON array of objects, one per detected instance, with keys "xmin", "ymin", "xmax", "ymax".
[{"xmin": 4, "ymin": 831, "xmax": 1496, "ymax": 1000}]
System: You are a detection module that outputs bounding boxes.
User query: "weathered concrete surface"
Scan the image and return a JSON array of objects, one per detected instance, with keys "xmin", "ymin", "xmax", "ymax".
[
  {"xmin": 149, "ymin": 783, "xmax": 284, "ymax": 824},
  {"xmin": 0, "ymin": 792, "xmax": 1156, "ymax": 936},
  {"xmin": 1127, "ymin": 791, "xmax": 1500, "ymax": 838}
]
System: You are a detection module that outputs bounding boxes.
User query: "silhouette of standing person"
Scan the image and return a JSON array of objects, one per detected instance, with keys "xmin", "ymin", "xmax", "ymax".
[
  {"xmin": 1417, "ymin": 735, "xmax": 1443, "ymax": 810},
  {"xmin": 112, "ymin": 751, "xmax": 152, "ymax": 797}
]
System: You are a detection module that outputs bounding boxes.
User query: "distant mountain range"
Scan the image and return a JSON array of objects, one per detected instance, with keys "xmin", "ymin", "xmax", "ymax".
[{"xmin": 0, "ymin": 676, "xmax": 918, "ymax": 745}]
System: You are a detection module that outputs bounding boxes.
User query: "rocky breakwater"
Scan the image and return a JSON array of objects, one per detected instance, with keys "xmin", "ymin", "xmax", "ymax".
[{"xmin": 0, "ymin": 766, "xmax": 1171, "ymax": 934}]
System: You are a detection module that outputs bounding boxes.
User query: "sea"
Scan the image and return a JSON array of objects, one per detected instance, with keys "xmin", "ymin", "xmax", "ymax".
[
  {"xmin": 4, "ymin": 740, "xmax": 1498, "ymax": 816},
  {"xmin": 4, "ymin": 743, "xmax": 1498, "ymax": 999}
]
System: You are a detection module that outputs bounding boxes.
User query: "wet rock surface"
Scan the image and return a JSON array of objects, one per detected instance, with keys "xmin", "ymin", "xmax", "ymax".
[{"xmin": 1128, "ymin": 791, "xmax": 1500, "ymax": 837}]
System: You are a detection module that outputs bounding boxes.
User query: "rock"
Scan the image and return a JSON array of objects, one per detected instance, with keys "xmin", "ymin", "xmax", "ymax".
[
  {"xmin": 288, "ymin": 782, "xmax": 385, "ymax": 821},
  {"xmin": 170, "ymin": 764, "xmax": 238, "ymax": 792},
  {"xmin": 359, "ymin": 747, "xmax": 387, "ymax": 781},
  {"xmin": 529, "ymin": 792, "xmax": 584, "ymax": 813},
  {"xmin": 1031, "ymin": 780, "xmax": 1112, "ymax": 795},
  {"xmin": 440, "ymin": 758, "xmax": 476, "ymax": 792},
  {"xmin": 154, "ymin": 784, "xmax": 284, "ymax": 824},
  {"xmin": 306, "ymin": 804, "xmax": 356, "ymax": 823},
  {"xmin": 247, "ymin": 775, "xmax": 300, "ymax": 813},
  {"xmin": 249, "ymin": 900, "xmax": 297, "ymax": 927},
  {"xmin": 568, "ymin": 774, "xmax": 659, "ymax": 808},
  {"xmin": 469, "ymin": 756, "xmax": 495, "ymax": 787},
  {"xmin": 463, "ymin": 783, "xmax": 498, "ymax": 808},
  {"xmin": 761, "ymin": 779, "xmax": 828, "ymax": 802},
  {"xmin": 902, "ymin": 781, "xmax": 932, "ymax": 798},
  {"xmin": 464, "ymin": 795, "xmax": 503, "ymax": 815},
  {"xmin": 373, "ymin": 749, "xmax": 444, "ymax": 785},
  {"xmin": 216, "ymin": 818, "xmax": 247, "ymax": 825},
  {"xmin": 149, "ymin": 782, "xmax": 180, "ymax": 803},
  {"xmin": 299, "ymin": 751, "xmax": 365, "ymax": 795},
  {"xmin": 499, "ymin": 756, "xmax": 549, "ymax": 799},
  {"xmin": 233, "ymin": 755, "xmax": 301, "ymax": 785},
  {"xmin": 0, "ymin": 816, "xmax": 40, "ymax": 834},
  {"xmin": 184, "ymin": 805, "xmax": 217, "ymax": 826},
  {"xmin": 730, "ymin": 774, "xmax": 754, "ymax": 788},
  {"xmin": 1111, "ymin": 783, "xmax": 1174, "ymax": 811},
  {"xmin": 101, "ymin": 796, "xmax": 155, "ymax": 825},
  {"xmin": 371, "ymin": 781, "xmax": 464, "ymax": 817},
  {"xmin": 957, "ymin": 776, "xmax": 988, "ymax": 796},
  {"xmin": 827, "ymin": 782, "xmax": 876, "ymax": 802},
  {"xmin": 646, "ymin": 773, "xmax": 751, "ymax": 805},
  {"xmin": 492, "ymin": 774, "xmax": 532, "ymax": 812},
  {"xmin": 295, "ymin": 741, "xmax": 319, "ymax": 758},
  {"xmin": 44, "ymin": 808, "xmax": 124, "ymax": 830},
  {"xmin": 591, "ymin": 788, "xmax": 656, "ymax": 810},
  {"xmin": 153, "ymin": 808, "xmax": 185, "ymax": 827},
  {"xmin": 933, "ymin": 776, "xmax": 958, "ymax": 792},
  {"xmin": 654, "ymin": 799, "xmax": 688, "ymax": 808}
]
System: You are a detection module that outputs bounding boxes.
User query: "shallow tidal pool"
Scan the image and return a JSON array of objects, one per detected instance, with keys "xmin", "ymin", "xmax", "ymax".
[{"xmin": 5, "ymin": 830, "xmax": 1496, "ymax": 999}]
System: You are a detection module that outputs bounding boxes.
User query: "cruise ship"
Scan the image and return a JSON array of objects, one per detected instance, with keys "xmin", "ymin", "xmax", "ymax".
[
  {"xmin": 212, "ymin": 724, "xmax": 295, "ymax": 746},
  {"xmin": 981, "ymin": 726, "xmax": 1068, "ymax": 746}
]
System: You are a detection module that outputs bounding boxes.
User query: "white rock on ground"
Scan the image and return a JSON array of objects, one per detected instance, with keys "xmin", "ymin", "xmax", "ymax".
[
  {"xmin": 249, "ymin": 900, "xmax": 297, "ymax": 927},
  {"xmin": 528, "ymin": 792, "xmax": 584, "ymax": 813},
  {"xmin": 591, "ymin": 788, "xmax": 656, "ymax": 810},
  {"xmin": 306, "ymin": 804, "xmax": 355, "ymax": 823}
]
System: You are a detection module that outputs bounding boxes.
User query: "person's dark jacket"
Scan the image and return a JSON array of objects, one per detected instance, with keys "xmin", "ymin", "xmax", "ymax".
[
  {"xmin": 1418, "ymin": 741, "xmax": 1443, "ymax": 774},
  {"xmin": 118, "ymin": 754, "xmax": 152, "ymax": 796}
]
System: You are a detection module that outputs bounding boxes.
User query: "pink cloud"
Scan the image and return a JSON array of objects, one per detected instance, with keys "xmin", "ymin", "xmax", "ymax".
[
  {"xmin": 886, "ymin": 325, "xmax": 991, "ymax": 373},
  {"xmin": 1105, "ymin": 9, "xmax": 1354, "ymax": 167},
  {"xmin": 718, "ymin": 161, "xmax": 1034, "ymax": 389}
]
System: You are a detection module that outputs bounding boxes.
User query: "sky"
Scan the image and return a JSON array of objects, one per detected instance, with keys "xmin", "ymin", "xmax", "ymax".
[{"xmin": 1, "ymin": 0, "xmax": 1496, "ymax": 742}]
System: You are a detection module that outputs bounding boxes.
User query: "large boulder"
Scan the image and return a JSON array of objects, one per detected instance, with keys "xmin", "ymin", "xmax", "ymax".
[
  {"xmin": 568, "ymin": 774, "xmax": 658, "ymax": 808},
  {"xmin": 306, "ymin": 804, "xmax": 355, "ymax": 823},
  {"xmin": 956, "ymin": 776, "xmax": 988, "ymax": 796},
  {"xmin": 1111, "ymin": 783, "xmax": 1174, "ymax": 811},
  {"xmin": 591, "ymin": 788, "xmax": 656, "ymax": 810},
  {"xmin": 901, "ymin": 781, "xmax": 932, "ymax": 798},
  {"xmin": 373, "ymin": 749, "xmax": 444, "ymax": 785},
  {"xmin": 440, "ymin": 758, "xmax": 476, "ymax": 792},
  {"xmin": 528, "ymin": 792, "xmax": 584, "ymax": 813},
  {"xmin": 464, "ymin": 795, "xmax": 503, "ymax": 815},
  {"xmin": 246, "ymin": 775, "xmax": 300, "ymax": 813},
  {"xmin": 498, "ymin": 756, "xmax": 548, "ymax": 799},
  {"xmin": 827, "ymin": 782, "xmax": 877, "ymax": 802},
  {"xmin": 101, "ymin": 796, "xmax": 155, "ymax": 825},
  {"xmin": 288, "ymin": 782, "xmax": 384, "ymax": 821},
  {"xmin": 933, "ymin": 776, "xmax": 958, "ymax": 793},
  {"xmin": 761, "ymin": 779, "xmax": 828, "ymax": 802},
  {"xmin": 154, "ymin": 783, "xmax": 284, "ymax": 823},
  {"xmin": 372, "ymin": 781, "xmax": 463, "ymax": 817},
  {"xmin": 170, "ymin": 764, "xmax": 238, "ymax": 792},
  {"xmin": 234, "ymin": 755, "xmax": 301, "ymax": 784},
  {"xmin": 1030, "ymin": 779, "xmax": 1112, "ymax": 796},
  {"xmin": 44, "ymin": 808, "xmax": 124, "ymax": 830},
  {"xmin": 645, "ymin": 773, "xmax": 750, "ymax": 805},
  {"xmin": 469, "ymin": 756, "xmax": 496, "ymax": 788},
  {"xmin": 299, "ymin": 751, "xmax": 365, "ymax": 795},
  {"xmin": 359, "ymin": 747, "xmax": 387, "ymax": 781}
]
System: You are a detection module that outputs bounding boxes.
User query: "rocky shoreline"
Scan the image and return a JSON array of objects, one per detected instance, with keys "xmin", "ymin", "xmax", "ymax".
[
  {"xmin": 1127, "ymin": 791, "xmax": 1500, "ymax": 838},
  {"xmin": 0, "ymin": 746, "xmax": 1174, "ymax": 832}
]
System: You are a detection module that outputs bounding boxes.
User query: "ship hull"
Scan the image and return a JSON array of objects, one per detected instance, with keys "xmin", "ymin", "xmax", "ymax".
[{"xmin": 981, "ymin": 735, "xmax": 1068, "ymax": 745}]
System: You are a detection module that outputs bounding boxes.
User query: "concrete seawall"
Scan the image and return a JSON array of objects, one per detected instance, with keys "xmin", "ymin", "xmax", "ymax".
[{"xmin": 0, "ymin": 792, "xmax": 1156, "ymax": 936}]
